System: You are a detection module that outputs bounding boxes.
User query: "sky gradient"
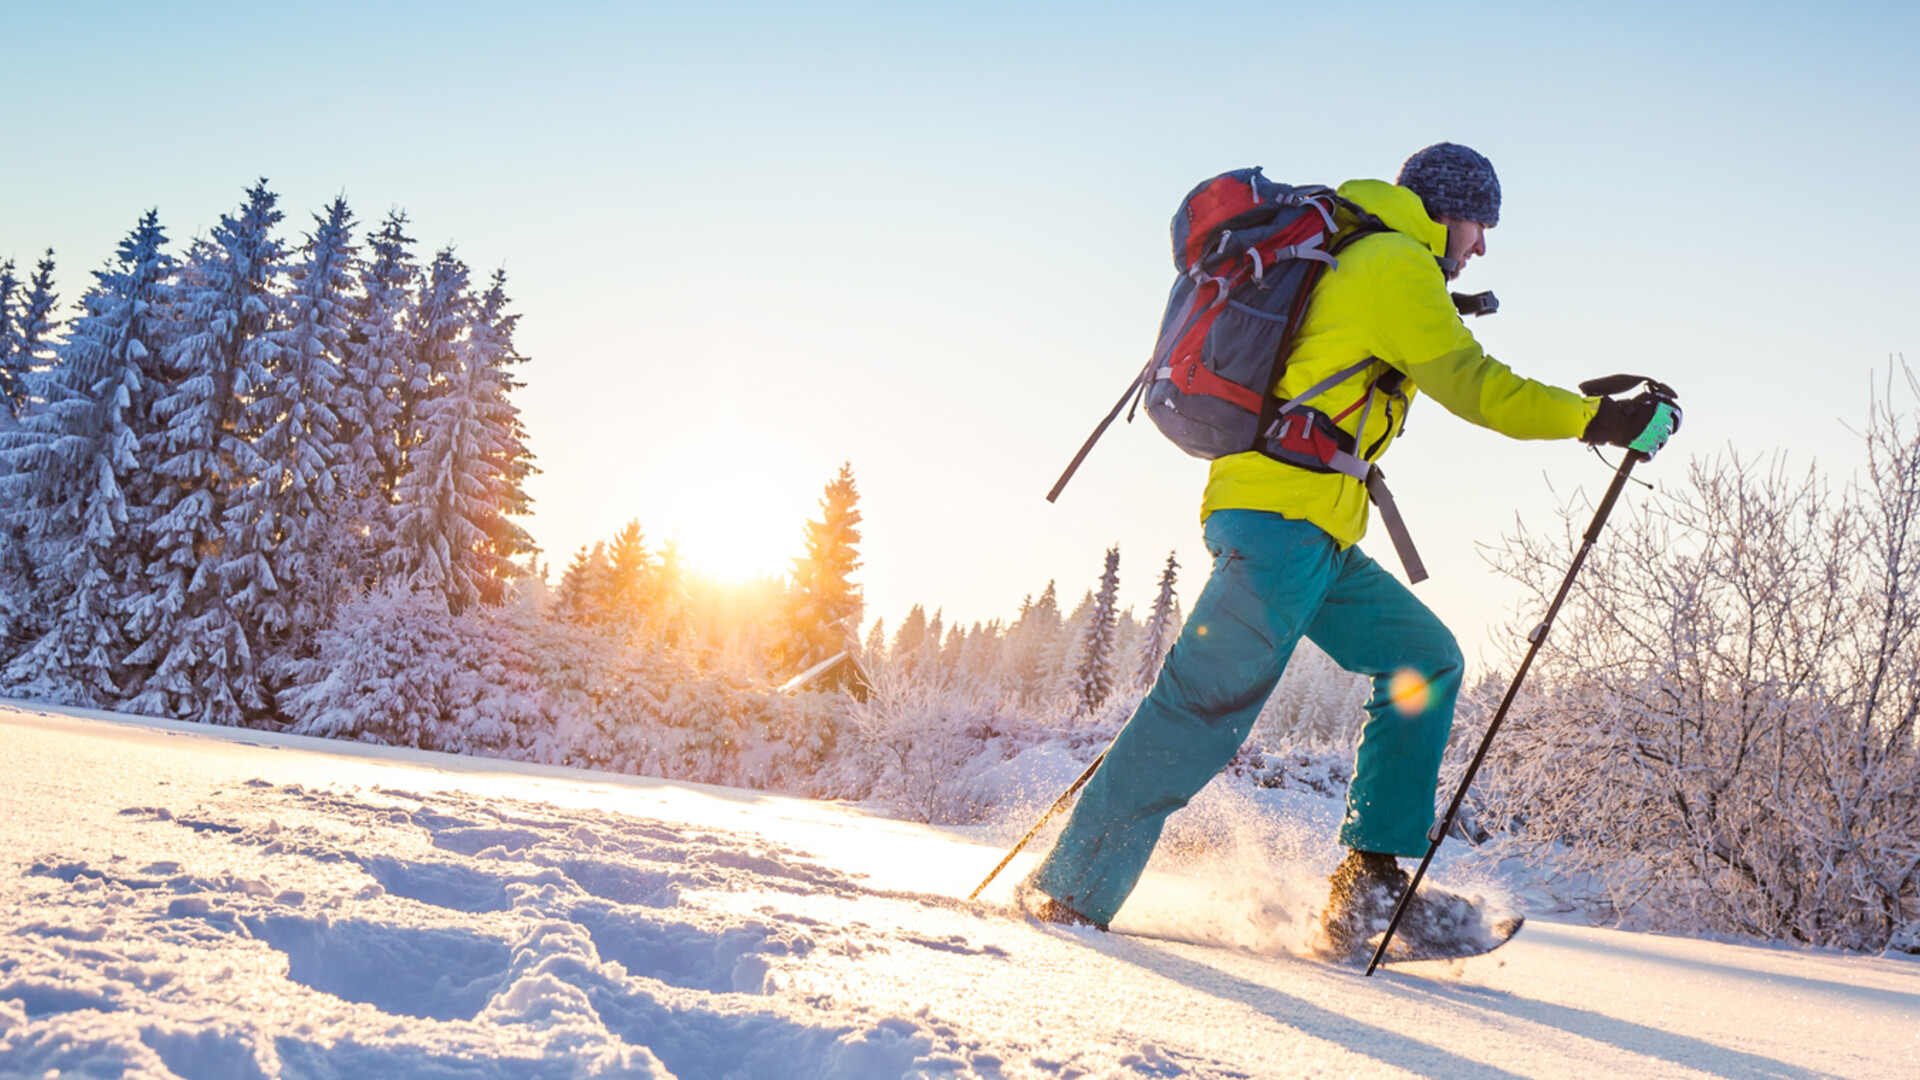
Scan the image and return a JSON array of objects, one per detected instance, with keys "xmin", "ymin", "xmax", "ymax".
[{"xmin": 5, "ymin": 1, "xmax": 1917, "ymax": 664}]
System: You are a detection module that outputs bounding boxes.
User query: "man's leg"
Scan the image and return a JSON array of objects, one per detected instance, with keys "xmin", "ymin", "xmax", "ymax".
[
  {"xmin": 1305, "ymin": 546, "xmax": 1465, "ymax": 857},
  {"xmin": 1027, "ymin": 511, "xmax": 1340, "ymax": 925}
]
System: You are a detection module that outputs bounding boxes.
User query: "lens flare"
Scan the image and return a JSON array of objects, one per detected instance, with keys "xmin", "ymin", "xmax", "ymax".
[{"xmin": 1388, "ymin": 668, "xmax": 1431, "ymax": 716}]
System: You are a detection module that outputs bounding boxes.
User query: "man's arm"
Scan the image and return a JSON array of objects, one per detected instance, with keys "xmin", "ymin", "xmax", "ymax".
[{"xmin": 1361, "ymin": 239, "xmax": 1596, "ymax": 441}]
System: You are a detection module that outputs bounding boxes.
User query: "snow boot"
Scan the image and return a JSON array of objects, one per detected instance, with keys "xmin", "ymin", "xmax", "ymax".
[
  {"xmin": 1319, "ymin": 848, "xmax": 1409, "ymax": 957},
  {"xmin": 1016, "ymin": 884, "xmax": 1107, "ymax": 931}
]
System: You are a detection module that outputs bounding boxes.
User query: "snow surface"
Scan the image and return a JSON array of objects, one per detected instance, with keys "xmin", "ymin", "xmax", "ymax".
[{"xmin": 2, "ymin": 701, "xmax": 1916, "ymax": 1079}]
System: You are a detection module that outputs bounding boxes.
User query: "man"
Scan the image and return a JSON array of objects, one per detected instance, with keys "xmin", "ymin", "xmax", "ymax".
[{"xmin": 1022, "ymin": 143, "xmax": 1679, "ymax": 950}]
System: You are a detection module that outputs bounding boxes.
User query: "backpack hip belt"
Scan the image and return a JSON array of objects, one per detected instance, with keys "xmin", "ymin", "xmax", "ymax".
[{"xmin": 1256, "ymin": 361, "xmax": 1428, "ymax": 583}]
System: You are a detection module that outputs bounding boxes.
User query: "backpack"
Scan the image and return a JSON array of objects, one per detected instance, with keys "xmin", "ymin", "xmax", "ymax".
[{"xmin": 1046, "ymin": 167, "xmax": 1431, "ymax": 582}]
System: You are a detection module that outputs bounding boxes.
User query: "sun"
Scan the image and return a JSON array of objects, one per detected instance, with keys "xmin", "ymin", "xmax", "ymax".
[
  {"xmin": 650, "ymin": 440, "xmax": 806, "ymax": 584},
  {"xmin": 673, "ymin": 517, "xmax": 791, "ymax": 583}
]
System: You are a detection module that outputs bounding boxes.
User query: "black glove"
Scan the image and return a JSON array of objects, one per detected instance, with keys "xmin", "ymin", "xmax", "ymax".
[{"xmin": 1583, "ymin": 390, "xmax": 1683, "ymax": 458}]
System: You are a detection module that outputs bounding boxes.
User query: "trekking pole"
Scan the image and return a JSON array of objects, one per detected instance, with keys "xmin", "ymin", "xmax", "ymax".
[
  {"xmin": 968, "ymin": 751, "xmax": 1106, "ymax": 901},
  {"xmin": 1365, "ymin": 444, "xmax": 1649, "ymax": 976}
]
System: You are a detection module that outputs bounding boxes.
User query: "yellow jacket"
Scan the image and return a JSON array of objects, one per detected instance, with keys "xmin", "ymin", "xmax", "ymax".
[{"xmin": 1200, "ymin": 179, "xmax": 1598, "ymax": 544}]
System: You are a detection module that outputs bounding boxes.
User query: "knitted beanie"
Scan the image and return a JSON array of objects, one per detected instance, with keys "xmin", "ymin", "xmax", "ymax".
[{"xmin": 1396, "ymin": 143, "xmax": 1501, "ymax": 227}]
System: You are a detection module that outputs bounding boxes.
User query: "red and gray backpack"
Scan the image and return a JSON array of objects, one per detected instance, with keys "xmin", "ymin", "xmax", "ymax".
[{"xmin": 1047, "ymin": 167, "xmax": 1432, "ymax": 581}]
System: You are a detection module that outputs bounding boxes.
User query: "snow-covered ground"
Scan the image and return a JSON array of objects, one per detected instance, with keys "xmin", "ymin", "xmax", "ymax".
[{"xmin": 3, "ymin": 702, "xmax": 1915, "ymax": 1079}]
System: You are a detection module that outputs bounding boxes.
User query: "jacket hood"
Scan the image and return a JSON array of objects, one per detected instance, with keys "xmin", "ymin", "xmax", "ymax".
[{"xmin": 1336, "ymin": 179, "xmax": 1447, "ymax": 257}]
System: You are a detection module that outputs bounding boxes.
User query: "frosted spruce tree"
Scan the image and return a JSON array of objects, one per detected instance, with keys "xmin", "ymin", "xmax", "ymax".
[
  {"xmin": 0, "ymin": 213, "xmax": 173, "ymax": 704},
  {"xmin": 0, "ymin": 252, "xmax": 60, "ymax": 421},
  {"xmin": 995, "ymin": 581, "xmax": 1062, "ymax": 703},
  {"xmin": 1132, "ymin": 550, "xmax": 1180, "ymax": 690},
  {"xmin": 1052, "ymin": 588, "xmax": 1093, "ymax": 700},
  {"xmin": 1069, "ymin": 546, "xmax": 1121, "ymax": 715},
  {"xmin": 335, "ymin": 209, "xmax": 416, "ymax": 580},
  {"xmin": 553, "ymin": 542, "xmax": 614, "ymax": 625},
  {"xmin": 389, "ymin": 250, "xmax": 534, "ymax": 611},
  {"xmin": 135, "ymin": 183, "xmax": 286, "ymax": 724},
  {"xmin": 468, "ymin": 268, "xmax": 537, "ymax": 601},
  {"xmin": 0, "ymin": 251, "xmax": 61, "ymax": 658},
  {"xmin": 0, "ymin": 260, "xmax": 20, "ymax": 418},
  {"xmin": 231, "ymin": 196, "xmax": 356, "ymax": 683},
  {"xmin": 891, "ymin": 604, "xmax": 931, "ymax": 677},
  {"xmin": 775, "ymin": 462, "xmax": 864, "ymax": 681},
  {"xmin": 604, "ymin": 520, "xmax": 658, "ymax": 633}
]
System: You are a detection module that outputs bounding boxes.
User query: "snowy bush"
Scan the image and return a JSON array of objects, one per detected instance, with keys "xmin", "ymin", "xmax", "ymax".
[
  {"xmin": 462, "ymin": 604, "xmax": 849, "ymax": 794},
  {"xmin": 831, "ymin": 661, "xmax": 1117, "ymax": 824},
  {"xmin": 278, "ymin": 584, "xmax": 536, "ymax": 754},
  {"xmin": 1890, "ymin": 920, "xmax": 1920, "ymax": 955},
  {"xmin": 1470, "ymin": 374, "xmax": 1920, "ymax": 950},
  {"xmin": 1250, "ymin": 639, "xmax": 1370, "ymax": 752},
  {"xmin": 834, "ymin": 666, "xmax": 1025, "ymax": 823}
]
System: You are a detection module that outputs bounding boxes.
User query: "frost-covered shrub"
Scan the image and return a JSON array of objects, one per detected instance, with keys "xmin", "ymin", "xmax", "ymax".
[
  {"xmin": 279, "ymin": 584, "xmax": 538, "ymax": 754},
  {"xmin": 1891, "ymin": 920, "xmax": 1920, "ymax": 955},
  {"xmin": 1251, "ymin": 639, "xmax": 1369, "ymax": 751},
  {"xmin": 1471, "ymin": 377, "xmax": 1920, "ymax": 950},
  {"xmin": 1224, "ymin": 745, "xmax": 1355, "ymax": 799},
  {"xmin": 283, "ymin": 588, "xmax": 850, "ymax": 792},
  {"xmin": 835, "ymin": 667, "xmax": 1020, "ymax": 823},
  {"xmin": 511, "ymin": 612, "xmax": 848, "ymax": 793},
  {"xmin": 832, "ymin": 662, "xmax": 1108, "ymax": 824}
]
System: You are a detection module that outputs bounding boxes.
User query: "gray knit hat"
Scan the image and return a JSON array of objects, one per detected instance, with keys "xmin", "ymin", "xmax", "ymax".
[{"xmin": 1397, "ymin": 142, "xmax": 1501, "ymax": 227}]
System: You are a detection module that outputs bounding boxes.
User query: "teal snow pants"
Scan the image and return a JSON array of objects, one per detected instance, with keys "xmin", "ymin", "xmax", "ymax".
[{"xmin": 1029, "ymin": 509, "xmax": 1464, "ymax": 926}]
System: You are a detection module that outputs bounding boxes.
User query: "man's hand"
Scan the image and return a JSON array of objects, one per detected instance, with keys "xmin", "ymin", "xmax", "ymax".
[{"xmin": 1584, "ymin": 390, "xmax": 1682, "ymax": 459}]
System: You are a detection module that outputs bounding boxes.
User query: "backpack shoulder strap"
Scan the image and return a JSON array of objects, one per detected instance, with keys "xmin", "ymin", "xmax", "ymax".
[
  {"xmin": 1327, "ymin": 198, "xmax": 1393, "ymax": 256},
  {"xmin": 1248, "ymin": 202, "xmax": 1396, "ymax": 450}
]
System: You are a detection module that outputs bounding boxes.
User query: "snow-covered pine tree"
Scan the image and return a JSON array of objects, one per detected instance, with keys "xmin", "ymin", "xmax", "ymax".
[
  {"xmin": 1052, "ymin": 588, "xmax": 1093, "ymax": 699},
  {"xmin": 940, "ymin": 622, "xmax": 968, "ymax": 674},
  {"xmin": 603, "ymin": 520, "xmax": 658, "ymax": 633},
  {"xmin": 1069, "ymin": 546, "xmax": 1122, "ymax": 716},
  {"xmin": 995, "ymin": 581, "xmax": 1062, "ymax": 703},
  {"xmin": 16, "ymin": 253, "xmax": 62, "ymax": 378},
  {"xmin": 386, "ymin": 248, "xmax": 475, "ymax": 603},
  {"xmin": 226, "ymin": 197, "xmax": 356, "ymax": 690},
  {"xmin": 0, "ymin": 251, "xmax": 61, "ymax": 659},
  {"xmin": 135, "ymin": 183, "xmax": 286, "ymax": 724},
  {"xmin": 389, "ymin": 249, "xmax": 533, "ymax": 611},
  {"xmin": 651, "ymin": 536, "xmax": 691, "ymax": 646},
  {"xmin": 923, "ymin": 609, "xmax": 945, "ymax": 681},
  {"xmin": 0, "ymin": 261, "xmax": 23, "ymax": 652},
  {"xmin": 1132, "ymin": 549, "xmax": 1180, "ymax": 690},
  {"xmin": 774, "ymin": 462, "xmax": 864, "ymax": 681},
  {"xmin": 1112, "ymin": 606, "xmax": 1142, "ymax": 683},
  {"xmin": 334, "ymin": 209, "xmax": 416, "ymax": 584},
  {"xmin": 891, "ymin": 604, "xmax": 930, "ymax": 674},
  {"xmin": 0, "ymin": 252, "xmax": 60, "ymax": 421},
  {"xmin": 0, "ymin": 212, "xmax": 173, "ymax": 705},
  {"xmin": 862, "ymin": 617, "xmax": 887, "ymax": 663},
  {"xmin": 0, "ymin": 260, "xmax": 19, "ymax": 417},
  {"xmin": 552, "ymin": 542, "xmax": 613, "ymax": 624},
  {"xmin": 467, "ymin": 268, "xmax": 537, "ymax": 602}
]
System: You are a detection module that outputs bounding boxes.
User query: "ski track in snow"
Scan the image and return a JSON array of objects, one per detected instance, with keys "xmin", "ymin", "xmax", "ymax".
[{"xmin": 2, "ymin": 702, "xmax": 1917, "ymax": 1079}]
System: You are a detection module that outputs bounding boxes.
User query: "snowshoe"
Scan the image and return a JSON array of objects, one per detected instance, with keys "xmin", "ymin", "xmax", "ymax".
[
  {"xmin": 1015, "ymin": 884, "xmax": 1107, "ymax": 931},
  {"xmin": 1389, "ymin": 884, "xmax": 1524, "ymax": 962},
  {"xmin": 1315, "ymin": 849, "xmax": 1521, "ymax": 963}
]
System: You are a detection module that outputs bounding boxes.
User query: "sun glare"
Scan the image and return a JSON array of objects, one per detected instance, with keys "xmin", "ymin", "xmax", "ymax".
[
  {"xmin": 1388, "ymin": 668, "xmax": 1431, "ymax": 716},
  {"xmin": 674, "ymin": 517, "xmax": 791, "ymax": 583},
  {"xmin": 652, "ymin": 439, "xmax": 805, "ymax": 584}
]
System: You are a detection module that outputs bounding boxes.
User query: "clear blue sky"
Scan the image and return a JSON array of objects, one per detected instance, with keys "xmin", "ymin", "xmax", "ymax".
[{"xmin": 5, "ymin": 1, "xmax": 1917, "ymax": 663}]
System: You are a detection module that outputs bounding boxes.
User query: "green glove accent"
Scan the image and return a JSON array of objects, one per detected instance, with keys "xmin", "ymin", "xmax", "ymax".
[{"xmin": 1629, "ymin": 401, "xmax": 1681, "ymax": 456}]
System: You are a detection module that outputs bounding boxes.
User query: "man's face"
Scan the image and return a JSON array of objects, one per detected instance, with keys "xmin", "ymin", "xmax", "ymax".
[{"xmin": 1440, "ymin": 217, "xmax": 1489, "ymax": 277}]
